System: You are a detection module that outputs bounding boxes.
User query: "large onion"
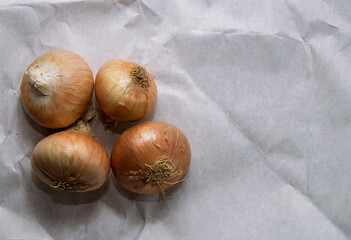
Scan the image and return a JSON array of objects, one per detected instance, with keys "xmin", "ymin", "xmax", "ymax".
[
  {"xmin": 110, "ymin": 121, "xmax": 191, "ymax": 199},
  {"xmin": 20, "ymin": 50, "xmax": 94, "ymax": 128},
  {"xmin": 31, "ymin": 121, "xmax": 110, "ymax": 192},
  {"xmin": 95, "ymin": 60, "xmax": 157, "ymax": 122}
]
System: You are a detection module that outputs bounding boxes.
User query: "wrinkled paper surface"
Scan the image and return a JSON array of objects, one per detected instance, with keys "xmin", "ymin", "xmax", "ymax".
[{"xmin": 1, "ymin": 0, "xmax": 351, "ymax": 239}]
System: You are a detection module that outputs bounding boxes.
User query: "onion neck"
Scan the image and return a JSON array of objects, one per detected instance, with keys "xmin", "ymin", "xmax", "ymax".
[
  {"xmin": 81, "ymin": 105, "xmax": 96, "ymax": 123},
  {"xmin": 26, "ymin": 64, "xmax": 63, "ymax": 96},
  {"xmin": 70, "ymin": 105, "xmax": 96, "ymax": 135},
  {"xmin": 130, "ymin": 65, "xmax": 149, "ymax": 89},
  {"xmin": 71, "ymin": 120, "xmax": 91, "ymax": 135}
]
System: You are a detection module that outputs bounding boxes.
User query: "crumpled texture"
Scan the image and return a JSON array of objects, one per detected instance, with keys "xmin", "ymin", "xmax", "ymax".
[{"xmin": 1, "ymin": 0, "xmax": 351, "ymax": 239}]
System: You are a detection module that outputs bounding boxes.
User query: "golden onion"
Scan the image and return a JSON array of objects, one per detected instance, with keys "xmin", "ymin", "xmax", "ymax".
[
  {"xmin": 95, "ymin": 60, "xmax": 157, "ymax": 122},
  {"xmin": 21, "ymin": 50, "xmax": 94, "ymax": 128},
  {"xmin": 31, "ymin": 121, "xmax": 110, "ymax": 192},
  {"xmin": 111, "ymin": 121, "xmax": 191, "ymax": 199}
]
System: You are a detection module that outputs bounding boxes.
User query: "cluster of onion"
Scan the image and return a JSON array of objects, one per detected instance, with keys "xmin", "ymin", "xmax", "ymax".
[{"xmin": 22, "ymin": 50, "xmax": 191, "ymax": 199}]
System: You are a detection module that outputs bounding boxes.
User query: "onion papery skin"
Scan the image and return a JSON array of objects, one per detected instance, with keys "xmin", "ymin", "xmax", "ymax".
[
  {"xmin": 111, "ymin": 121, "xmax": 191, "ymax": 196},
  {"xmin": 31, "ymin": 129, "xmax": 110, "ymax": 192},
  {"xmin": 95, "ymin": 60, "xmax": 157, "ymax": 122},
  {"xmin": 21, "ymin": 50, "xmax": 94, "ymax": 128}
]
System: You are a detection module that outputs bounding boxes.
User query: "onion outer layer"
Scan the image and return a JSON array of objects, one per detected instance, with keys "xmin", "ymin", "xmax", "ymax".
[
  {"xmin": 21, "ymin": 50, "xmax": 94, "ymax": 128},
  {"xmin": 110, "ymin": 121, "xmax": 191, "ymax": 199},
  {"xmin": 95, "ymin": 60, "xmax": 157, "ymax": 122},
  {"xmin": 31, "ymin": 127, "xmax": 110, "ymax": 192}
]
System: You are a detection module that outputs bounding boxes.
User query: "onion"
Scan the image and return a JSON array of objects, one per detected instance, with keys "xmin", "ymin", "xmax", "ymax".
[
  {"xmin": 20, "ymin": 50, "xmax": 94, "ymax": 128},
  {"xmin": 95, "ymin": 60, "xmax": 157, "ymax": 122},
  {"xmin": 31, "ymin": 119, "xmax": 110, "ymax": 192},
  {"xmin": 110, "ymin": 121, "xmax": 191, "ymax": 199}
]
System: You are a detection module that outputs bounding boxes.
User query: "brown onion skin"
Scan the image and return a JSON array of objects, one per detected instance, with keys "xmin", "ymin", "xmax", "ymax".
[
  {"xmin": 111, "ymin": 121, "xmax": 191, "ymax": 195},
  {"xmin": 95, "ymin": 60, "xmax": 157, "ymax": 122},
  {"xmin": 31, "ymin": 129, "xmax": 110, "ymax": 192},
  {"xmin": 21, "ymin": 50, "xmax": 94, "ymax": 128}
]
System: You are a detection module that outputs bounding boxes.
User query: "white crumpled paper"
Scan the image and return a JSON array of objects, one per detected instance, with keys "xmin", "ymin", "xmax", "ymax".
[{"xmin": 1, "ymin": 0, "xmax": 351, "ymax": 239}]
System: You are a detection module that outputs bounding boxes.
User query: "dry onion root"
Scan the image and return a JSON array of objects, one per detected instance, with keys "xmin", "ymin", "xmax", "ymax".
[
  {"xmin": 20, "ymin": 50, "xmax": 94, "ymax": 128},
  {"xmin": 31, "ymin": 109, "xmax": 110, "ymax": 192},
  {"xmin": 95, "ymin": 60, "xmax": 157, "ymax": 123},
  {"xmin": 110, "ymin": 121, "xmax": 191, "ymax": 200}
]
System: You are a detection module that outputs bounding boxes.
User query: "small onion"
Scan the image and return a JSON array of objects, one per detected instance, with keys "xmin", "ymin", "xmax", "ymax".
[
  {"xmin": 95, "ymin": 60, "xmax": 157, "ymax": 122},
  {"xmin": 110, "ymin": 121, "xmax": 191, "ymax": 199},
  {"xmin": 31, "ymin": 121, "xmax": 110, "ymax": 192},
  {"xmin": 21, "ymin": 50, "xmax": 94, "ymax": 128}
]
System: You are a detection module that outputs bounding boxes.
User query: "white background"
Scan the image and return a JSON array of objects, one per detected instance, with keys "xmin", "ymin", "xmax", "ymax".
[{"xmin": 1, "ymin": 0, "xmax": 351, "ymax": 239}]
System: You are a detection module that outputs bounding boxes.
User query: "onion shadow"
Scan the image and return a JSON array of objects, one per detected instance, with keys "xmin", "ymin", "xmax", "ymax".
[
  {"xmin": 20, "ymin": 98, "xmax": 58, "ymax": 137},
  {"xmin": 110, "ymin": 172, "xmax": 188, "ymax": 202},
  {"xmin": 29, "ymin": 169, "xmax": 110, "ymax": 205},
  {"xmin": 22, "ymin": 164, "xmax": 110, "ymax": 240},
  {"xmin": 94, "ymin": 101, "xmax": 158, "ymax": 135},
  {"xmin": 101, "ymin": 176, "xmax": 173, "ymax": 221}
]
